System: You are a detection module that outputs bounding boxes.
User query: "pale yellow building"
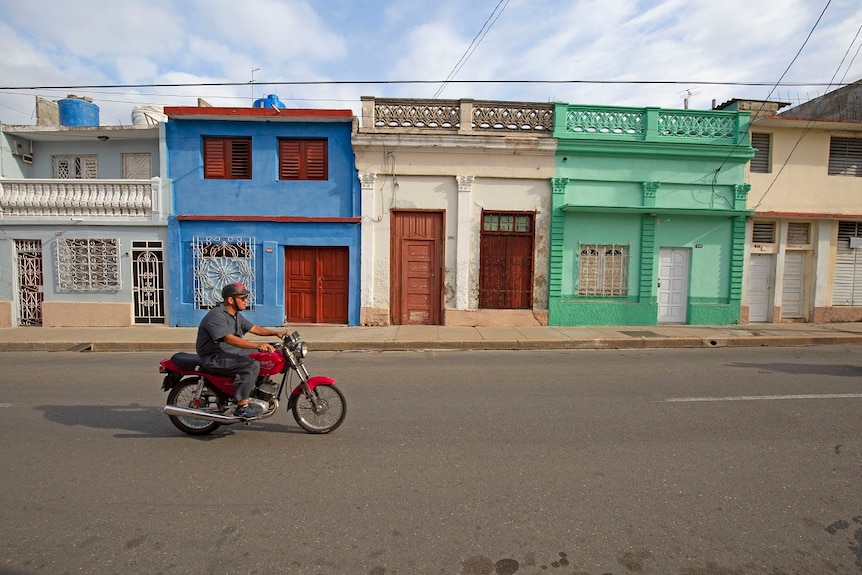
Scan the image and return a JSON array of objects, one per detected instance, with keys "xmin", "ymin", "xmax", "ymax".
[{"xmin": 728, "ymin": 84, "xmax": 862, "ymax": 323}]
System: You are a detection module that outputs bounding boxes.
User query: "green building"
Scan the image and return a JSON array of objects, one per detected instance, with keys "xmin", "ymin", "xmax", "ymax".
[{"xmin": 550, "ymin": 103, "xmax": 755, "ymax": 326}]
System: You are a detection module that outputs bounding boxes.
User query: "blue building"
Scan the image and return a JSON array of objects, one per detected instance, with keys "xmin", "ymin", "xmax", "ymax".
[{"xmin": 164, "ymin": 104, "xmax": 361, "ymax": 327}]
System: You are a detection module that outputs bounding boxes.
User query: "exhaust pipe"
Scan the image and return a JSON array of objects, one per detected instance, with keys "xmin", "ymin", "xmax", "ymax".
[{"xmin": 163, "ymin": 404, "xmax": 240, "ymax": 423}]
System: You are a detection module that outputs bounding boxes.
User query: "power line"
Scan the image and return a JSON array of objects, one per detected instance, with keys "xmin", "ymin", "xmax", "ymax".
[
  {"xmin": 433, "ymin": 0, "xmax": 510, "ymax": 99},
  {"xmin": 0, "ymin": 79, "xmax": 856, "ymax": 91}
]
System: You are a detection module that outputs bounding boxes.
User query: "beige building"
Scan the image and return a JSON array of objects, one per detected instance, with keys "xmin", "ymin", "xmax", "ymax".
[
  {"xmin": 353, "ymin": 98, "xmax": 556, "ymax": 326},
  {"xmin": 726, "ymin": 86, "xmax": 862, "ymax": 323}
]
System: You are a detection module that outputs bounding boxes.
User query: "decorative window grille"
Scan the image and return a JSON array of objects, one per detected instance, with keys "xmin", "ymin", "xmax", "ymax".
[
  {"xmin": 15, "ymin": 240, "xmax": 43, "ymax": 326},
  {"xmin": 750, "ymin": 133, "xmax": 771, "ymax": 173},
  {"xmin": 752, "ymin": 221, "xmax": 776, "ymax": 244},
  {"xmin": 279, "ymin": 139, "xmax": 328, "ymax": 180},
  {"xmin": 578, "ymin": 243, "xmax": 629, "ymax": 296},
  {"xmin": 193, "ymin": 236, "xmax": 256, "ymax": 309},
  {"xmin": 828, "ymin": 137, "xmax": 862, "ymax": 177},
  {"xmin": 132, "ymin": 241, "xmax": 165, "ymax": 324},
  {"xmin": 203, "ymin": 137, "xmax": 252, "ymax": 179},
  {"xmin": 53, "ymin": 155, "xmax": 98, "ymax": 179},
  {"xmin": 56, "ymin": 238, "xmax": 121, "ymax": 291},
  {"xmin": 123, "ymin": 153, "xmax": 152, "ymax": 179},
  {"xmin": 787, "ymin": 222, "xmax": 811, "ymax": 245}
]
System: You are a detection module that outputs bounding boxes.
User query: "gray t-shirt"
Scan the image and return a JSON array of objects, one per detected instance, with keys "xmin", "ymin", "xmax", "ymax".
[{"xmin": 196, "ymin": 303, "xmax": 254, "ymax": 357}]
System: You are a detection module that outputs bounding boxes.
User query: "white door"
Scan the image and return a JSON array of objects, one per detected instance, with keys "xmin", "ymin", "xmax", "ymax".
[
  {"xmin": 748, "ymin": 254, "xmax": 773, "ymax": 322},
  {"xmin": 658, "ymin": 248, "xmax": 690, "ymax": 324},
  {"xmin": 781, "ymin": 251, "xmax": 805, "ymax": 319}
]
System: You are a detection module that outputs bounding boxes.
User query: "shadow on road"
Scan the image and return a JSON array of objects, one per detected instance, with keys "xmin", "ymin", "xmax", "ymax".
[
  {"xmin": 33, "ymin": 403, "xmax": 303, "ymax": 438},
  {"xmin": 728, "ymin": 362, "xmax": 862, "ymax": 377}
]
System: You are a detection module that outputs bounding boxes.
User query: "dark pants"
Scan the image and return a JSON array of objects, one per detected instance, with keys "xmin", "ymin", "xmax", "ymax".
[{"xmin": 200, "ymin": 351, "xmax": 260, "ymax": 402}]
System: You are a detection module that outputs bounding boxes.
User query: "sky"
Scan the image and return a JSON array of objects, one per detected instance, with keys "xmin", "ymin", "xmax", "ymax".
[{"xmin": 0, "ymin": 0, "xmax": 861, "ymax": 127}]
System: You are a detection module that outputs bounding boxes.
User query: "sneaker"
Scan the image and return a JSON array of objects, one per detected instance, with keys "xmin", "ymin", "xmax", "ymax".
[{"xmin": 233, "ymin": 405, "xmax": 261, "ymax": 419}]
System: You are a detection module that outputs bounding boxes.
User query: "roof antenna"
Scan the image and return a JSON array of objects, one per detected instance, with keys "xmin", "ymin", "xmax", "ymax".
[
  {"xmin": 250, "ymin": 67, "xmax": 260, "ymax": 103},
  {"xmin": 678, "ymin": 87, "xmax": 701, "ymax": 109}
]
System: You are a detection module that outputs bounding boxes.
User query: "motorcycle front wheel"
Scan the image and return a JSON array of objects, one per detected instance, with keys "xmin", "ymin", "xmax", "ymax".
[
  {"xmin": 291, "ymin": 384, "xmax": 346, "ymax": 434},
  {"xmin": 166, "ymin": 377, "xmax": 224, "ymax": 436}
]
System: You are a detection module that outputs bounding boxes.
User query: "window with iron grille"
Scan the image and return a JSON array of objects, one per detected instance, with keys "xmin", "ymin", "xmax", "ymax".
[
  {"xmin": 193, "ymin": 236, "xmax": 256, "ymax": 309},
  {"xmin": 578, "ymin": 244, "xmax": 629, "ymax": 296},
  {"xmin": 279, "ymin": 139, "xmax": 328, "ymax": 180},
  {"xmin": 752, "ymin": 221, "xmax": 776, "ymax": 244},
  {"xmin": 56, "ymin": 238, "xmax": 121, "ymax": 291},
  {"xmin": 53, "ymin": 155, "xmax": 98, "ymax": 179},
  {"xmin": 203, "ymin": 137, "xmax": 252, "ymax": 179},
  {"xmin": 750, "ymin": 133, "xmax": 771, "ymax": 173},
  {"xmin": 828, "ymin": 137, "xmax": 862, "ymax": 177}
]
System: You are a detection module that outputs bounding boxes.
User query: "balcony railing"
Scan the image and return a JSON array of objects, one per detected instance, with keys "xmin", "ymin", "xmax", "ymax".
[
  {"xmin": 554, "ymin": 104, "xmax": 751, "ymax": 145},
  {"xmin": 360, "ymin": 97, "xmax": 554, "ymax": 135},
  {"xmin": 0, "ymin": 178, "xmax": 159, "ymax": 218}
]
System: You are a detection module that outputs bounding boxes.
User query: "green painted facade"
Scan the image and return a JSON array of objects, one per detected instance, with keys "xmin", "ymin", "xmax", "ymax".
[{"xmin": 550, "ymin": 104, "xmax": 755, "ymax": 326}]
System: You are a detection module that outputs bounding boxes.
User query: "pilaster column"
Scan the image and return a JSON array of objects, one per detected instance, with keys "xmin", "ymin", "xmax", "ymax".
[
  {"xmin": 359, "ymin": 172, "xmax": 377, "ymax": 308},
  {"xmin": 456, "ymin": 175, "xmax": 474, "ymax": 310}
]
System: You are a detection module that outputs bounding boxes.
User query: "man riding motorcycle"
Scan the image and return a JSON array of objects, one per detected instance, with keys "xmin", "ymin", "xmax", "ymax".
[{"xmin": 195, "ymin": 282, "xmax": 285, "ymax": 419}]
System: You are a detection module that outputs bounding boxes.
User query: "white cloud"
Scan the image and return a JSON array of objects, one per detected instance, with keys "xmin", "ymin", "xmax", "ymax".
[{"xmin": 0, "ymin": 0, "xmax": 860, "ymax": 125}]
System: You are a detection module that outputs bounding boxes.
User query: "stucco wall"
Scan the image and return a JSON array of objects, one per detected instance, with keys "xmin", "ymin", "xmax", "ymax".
[
  {"xmin": 355, "ymin": 134, "xmax": 556, "ymax": 326},
  {"xmin": 748, "ymin": 127, "xmax": 862, "ymax": 214}
]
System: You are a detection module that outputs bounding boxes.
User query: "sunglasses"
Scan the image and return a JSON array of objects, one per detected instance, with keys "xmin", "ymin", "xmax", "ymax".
[{"xmin": 234, "ymin": 295, "xmax": 249, "ymax": 301}]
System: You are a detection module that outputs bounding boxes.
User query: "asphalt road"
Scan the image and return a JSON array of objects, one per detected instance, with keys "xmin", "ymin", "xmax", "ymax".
[{"xmin": 1, "ymin": 346, "xmax": 861, "ymax": 575}]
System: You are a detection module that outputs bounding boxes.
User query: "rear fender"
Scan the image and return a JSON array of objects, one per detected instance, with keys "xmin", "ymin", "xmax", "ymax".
[{"xmin": 161, "ymin": 370, "xmax": 184, "ymax": 392}]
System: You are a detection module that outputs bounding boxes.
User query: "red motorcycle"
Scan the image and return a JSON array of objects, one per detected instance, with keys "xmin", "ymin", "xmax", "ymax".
[{"xmin": 160, "ymin": 331, "xmax": 346, "ymax": 435}]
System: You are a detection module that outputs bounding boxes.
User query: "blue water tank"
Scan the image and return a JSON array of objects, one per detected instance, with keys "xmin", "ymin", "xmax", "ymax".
[
  {"xmin": 253, "ymin": 94, "xmax": 286, "ymax": 109},
  {"xmin": 58, "ymin": 97, "xmax": 100, "ymax": 127}
]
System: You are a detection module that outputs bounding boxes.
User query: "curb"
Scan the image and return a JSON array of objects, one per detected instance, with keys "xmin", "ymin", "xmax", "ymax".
[{"xmin": 3, "ymin": 334, "xmax": 862, "ymax": 353}]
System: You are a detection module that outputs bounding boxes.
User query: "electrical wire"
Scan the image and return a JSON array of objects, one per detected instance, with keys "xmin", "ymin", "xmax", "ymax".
[{"xmin": 432, "ymin": 0, "xmax": 510, "ymax": 100}]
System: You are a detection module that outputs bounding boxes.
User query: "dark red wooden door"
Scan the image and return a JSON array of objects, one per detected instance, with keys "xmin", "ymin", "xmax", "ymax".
[
  {"xmin": 479, "ymin": 212, "xmax": 534, "ymax": 309},
  {"xmin": 285, "ymin": 247, "xmax": 348, "ymax": 324},
  {"xmin": 391, "ymin": 211, "xmax": 443, "ymax": 325},
  {"xmin": 401, "ymin": 239, "xmax": 436, "ymax": 324}
]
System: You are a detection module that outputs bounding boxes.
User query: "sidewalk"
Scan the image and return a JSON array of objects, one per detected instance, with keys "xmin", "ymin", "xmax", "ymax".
[{"xmin": 2, "ymin": 322, "xmax": 862, "ymax": 352}]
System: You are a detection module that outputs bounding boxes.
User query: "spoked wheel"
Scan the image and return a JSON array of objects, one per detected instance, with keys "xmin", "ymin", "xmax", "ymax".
[
  {"xmin": 291, "ymin": 384, "xmax": 346, "ymax": 434},
  {"xmin": 166, "ymin": 377, "xmax": 225, "ymax": 436}
]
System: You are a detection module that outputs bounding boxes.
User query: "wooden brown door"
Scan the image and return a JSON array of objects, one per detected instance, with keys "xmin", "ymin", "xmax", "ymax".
[
  {"xmin": 285, "ymin": 246, "xmax": 349, "ymax": 324},
  {"xmin": 479, "ymin": 212, "xmax": 534, "ymax": 309},
  {"xmin": 392, "ymin": 211, "xmax": 443, "ymax": 325}
]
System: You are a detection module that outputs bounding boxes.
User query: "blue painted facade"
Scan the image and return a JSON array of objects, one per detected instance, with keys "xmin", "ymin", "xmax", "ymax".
[{"xmin": 165, "ymin": 109, "xmax": 361, "ymax": 327}]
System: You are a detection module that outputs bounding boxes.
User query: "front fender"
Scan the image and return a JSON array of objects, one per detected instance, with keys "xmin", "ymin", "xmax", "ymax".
[{"xmin": 290, "ymin": 376, "xmax": 336, "ymax": 395}]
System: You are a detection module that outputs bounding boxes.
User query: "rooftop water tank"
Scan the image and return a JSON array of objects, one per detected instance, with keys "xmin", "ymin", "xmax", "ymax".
[
  {"xmin": 58, "ymin": 96, "xmax": 100, "ymax": 127},
  {"xmin": 253, "ymin": 94, "xmax": 286, "ymax": 109}
]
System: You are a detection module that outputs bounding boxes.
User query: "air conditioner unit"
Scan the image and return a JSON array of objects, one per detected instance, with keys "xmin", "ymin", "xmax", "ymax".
[{"xmin": 849, "ymin": 237, "xmax": 862, "ymax": 249}]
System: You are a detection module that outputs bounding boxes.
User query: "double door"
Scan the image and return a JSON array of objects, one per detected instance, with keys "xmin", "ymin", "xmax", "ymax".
[{"xmin": 285, "ymin": 247, "xmax": 348, "ymax": 324}]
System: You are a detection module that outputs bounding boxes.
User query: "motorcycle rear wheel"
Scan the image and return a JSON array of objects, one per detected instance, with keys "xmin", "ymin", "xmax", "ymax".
[
  {"xmin": 166, "ymin": 378, "xmax": 224, "ymax": 436},
  {"xmin": 291, "ymin": 384, "xmax": 346, "ymax": 434}
]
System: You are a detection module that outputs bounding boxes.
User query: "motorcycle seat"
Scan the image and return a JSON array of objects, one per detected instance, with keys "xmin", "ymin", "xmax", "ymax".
[{"xmin": 170, "ymin": 352, "xmax": 202, "ymax": 372}]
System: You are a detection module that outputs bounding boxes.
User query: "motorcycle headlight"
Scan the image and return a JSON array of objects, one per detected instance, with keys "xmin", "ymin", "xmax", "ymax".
[{"xmin": 297, "ymin": 342, "xmax": 308, "ymax": 358}]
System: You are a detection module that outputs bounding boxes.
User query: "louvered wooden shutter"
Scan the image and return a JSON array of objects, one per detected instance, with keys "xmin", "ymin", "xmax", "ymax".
[
  {"xmin": 833, "ymin": 221, "xmax": 862, "ymax": 305},
  {"xmin": 279, "ymin": 140, "xmax": 301, "ymax": 179},
  {"xmin": 203, "ymin": 138, "xmax": 226, "ymax": 178},
  {"xmin": 752, "ymin": 221, "xmax": 776, "ymax": 244},
  {"xmin": 229, "ymin": 140, "xmax": 251, "ymax": 178},
  {"xmin": 750, "ymin": 133, "xmax": 770, "ymax": 173},
  {"xmin": 279, "ymin": 139, "xmax": 327, "ymax": 180},
  {"xmin": 203, "ymin": 137, "xmax": 251, "ymax": 179},
  {"xmin": 828, "ymin": 137, "xmax": 862, "ymax": 177},
  {"xmin": 305, "ymin": 140, "xmax": 327, "ymax": 180}
]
